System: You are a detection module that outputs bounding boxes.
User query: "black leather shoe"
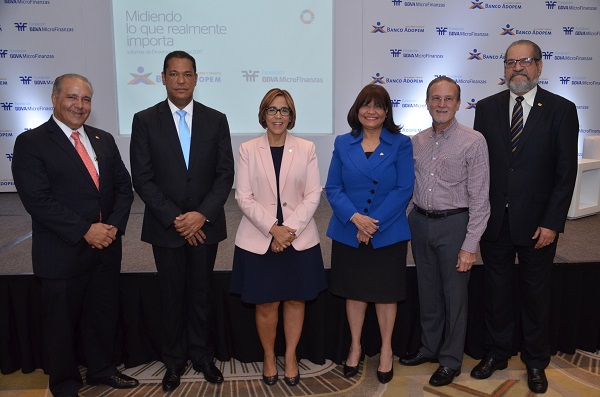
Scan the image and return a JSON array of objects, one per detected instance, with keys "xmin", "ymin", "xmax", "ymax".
[
  {"xmin": 162, "ymin": 368, "xmax": 184, "ymax": 392},
  {"xmin": 429, "ymin": 366, "xmax": 461, "ymax": 386},
  {"xmin": 87, "ymin": 371, "xmax": 139, "ymax": 389},
  {"xmin": 193, "ymin": 362, "xmax": 224, "ymax": 384},
  {"xmin": 262, "ymin": 373, "xmax": 278, "ymax": 386},
  {"xmin": 470, "ymin": 354, "xmax": 508, "ymax": 379},
  {"xmin": 400, "ymin": 351, "xmax": 439, "ymax": 366},
  {"xmin": 283, "ymin": 372, "xmax": 300, "ymax": 386},
  {"xmin": 376, "ymin": 367, "xmax": 393, "ymax": 384},
  {"xmin": 527, "ymin": 367, "xmax": 548, "ymax": 394}
]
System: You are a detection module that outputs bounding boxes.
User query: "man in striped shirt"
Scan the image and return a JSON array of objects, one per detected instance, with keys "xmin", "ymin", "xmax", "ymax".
[{"xmin": 400, "ymin": 76, "xmax": 490, "ymax": 387}]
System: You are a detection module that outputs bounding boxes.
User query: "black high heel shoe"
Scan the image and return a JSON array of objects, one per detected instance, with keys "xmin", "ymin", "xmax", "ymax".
[
  {"xmin": 376, "ymin": 367, "xmax": 393, "ymax": 384},
  {"xmin": 343, "ymin": 349, "xmax": 364, "ymax": 378},
  {"xmin": 283, "ymin": 372, "xmax": 300, "ymax": 386},
  {"xmin": 262, "ymin": 373, "xmax": 278, "ymax": 386}
]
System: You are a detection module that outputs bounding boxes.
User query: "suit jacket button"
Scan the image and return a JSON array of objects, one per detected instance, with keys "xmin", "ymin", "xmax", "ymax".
[
  {"xmin": 509, "ymin": 168, "xmax": 514, "ymax": 172},
  {"xmin": 363, "ymin": 208, "xmax": 369, "ymax": 213},
  {"xmin": 282, "ymin": 202, "xmax": 287, "ymax": 207}
]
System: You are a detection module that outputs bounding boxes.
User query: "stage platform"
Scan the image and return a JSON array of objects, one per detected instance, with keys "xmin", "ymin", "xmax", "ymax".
[{"xmin": 1, "ymin": 192, "xmax": 599, "ymax": 376}]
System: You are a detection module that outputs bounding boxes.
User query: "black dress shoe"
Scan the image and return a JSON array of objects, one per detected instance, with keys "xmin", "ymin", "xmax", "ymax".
[
  {"xmin": 527, "ymin": 367, "xmax": 548, "ymax": 394},
  {"xmin": 87, "ymin": 371, "xmax": 139, "ymax": 389},
  {"xmin": 400, "ymin": 351, "xmax": 439, "ymax": 366},
  {"xmin": 283, "ymin": 372, "xmax": 300, "ymax": 386},
  {"xmin": 193, "ymin": 362, "xmax": 224, "ymax": 384},
  {"xmin": 162, "ymin": 368, "xmax": 184, "ymax": 392},
  {"xmin": 429, "ymin": 366, "xmax": 461, "ymax": 386},
  {"xmin": 376, "ymin": 367, "xmax": 393, "ymax": 384},
  {"xmin": 470, "ymin": 354, "xmax": 508, "ymax": 379},
  {"xmin": 262, "ymin": 373, "xmax": 278, "ymax": 386}
]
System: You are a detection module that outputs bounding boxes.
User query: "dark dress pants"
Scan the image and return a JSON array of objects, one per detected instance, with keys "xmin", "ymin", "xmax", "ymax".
[
  {"xmin": 153, "ymin": 242, "xmax": 218, "ymax": 370},
  {"xmin": 41, "ymin": 252, "xmax": 120, "ymax": 397},
  {"xmin": 480, "ymin": 211, "xmax": 556, "ymax": 369},
  {"xmin": 409, "ymin": 209, "xmax": 470, "ymax": 370}
]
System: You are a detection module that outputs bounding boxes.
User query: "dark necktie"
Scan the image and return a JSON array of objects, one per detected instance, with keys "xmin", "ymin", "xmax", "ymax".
[{"xmin": 510, "ymin": 96, "xmax": 524, "ymax": 153}]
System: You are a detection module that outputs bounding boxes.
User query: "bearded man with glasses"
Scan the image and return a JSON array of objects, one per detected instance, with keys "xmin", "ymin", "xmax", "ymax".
[{"xmin": 470, "ymin": 39, "xmax": 579, "ymax": 394}]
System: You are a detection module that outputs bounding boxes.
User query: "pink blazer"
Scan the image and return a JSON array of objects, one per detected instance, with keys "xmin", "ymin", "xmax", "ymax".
[{"xmin": 234, "ymin": 133, "xmax": 322, "ymax": 255}]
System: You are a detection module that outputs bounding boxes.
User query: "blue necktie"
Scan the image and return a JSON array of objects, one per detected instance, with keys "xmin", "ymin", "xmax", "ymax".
[{"xmin": 176, "ymin": 110, "xmax": 191, "ymax": 168}]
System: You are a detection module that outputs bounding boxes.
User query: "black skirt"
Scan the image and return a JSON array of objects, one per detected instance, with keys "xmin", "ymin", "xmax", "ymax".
[
  {"xmin": 329, "ymin": 240, "xmax": 407, "ymax": 302},
  {"xmin": 230, "ymin": 244, "xmax": 327, "ymax": 304}
]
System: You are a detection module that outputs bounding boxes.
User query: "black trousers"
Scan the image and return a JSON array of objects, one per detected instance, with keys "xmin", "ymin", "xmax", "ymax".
[
  {"xmin": 152, "ymin": 242, "xmax": 218, "ymax": 369},
  {"xmin": 41, "ymin": 253, "xmax": 120, "ymax": 397},
  {"xmin": 480, "ymin": 211, "xmax": 557, "ymax": 369}
]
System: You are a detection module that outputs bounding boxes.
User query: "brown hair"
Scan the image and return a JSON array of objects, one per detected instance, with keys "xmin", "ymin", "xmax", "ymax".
[
  {"xmin": 258, "ymin": 88, "xmax": 296, "ymax": 130},
  {"xmin": 347, "ymin": 84, "xmax": 400, "ymax": 136}
]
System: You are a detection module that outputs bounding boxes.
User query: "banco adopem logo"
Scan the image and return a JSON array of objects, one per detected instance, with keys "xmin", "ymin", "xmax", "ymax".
[
  {"xmin": 128, "ymin": 67, "xmax": 155, "ymax": 85},
  {"xmin": 370, "ymin": 73, "xmax": 424, "ymax": 85},
  {"xmin": 241, "ymin": 70, "xmax": 260, "ymax": 82},
  {"xmin": 465, "ymin": 99, "xmax": 477, "ymax": 110},
  {"xmin": 1, "ymin": 102, "xmax": 14, "ymax": 111},
  {"xmin": 0, "ymin": 130, "xmax": 14, "ymax": 138},
  {"xmin": 474, "ymin": 1, "xmax": 522, "ymax": 10},
  {"xmin": 500, "ymin": 24, "xmax": 516, "ymax": 35},
  {"xmin": 497, "ymin": 77, "xmax": 506, "ymax": 85},
  {"xmin": 467, "ymin": 49, "xmax": 503, "ymax": 61},
  {"xmin": 19, "ymin": 76, "xmax": 32, "ymax": 85},
  {"xmin": 371, "ymin": 22, "xmax": 386, "ymax": 33},
  {"xmin": 371, "ymin": 22, "xmax": 425, "ymax": 34},
  {"xmin": 371, "ymin": 73, "xmax": 386, "ymax": 84},
  {"xmin": 5, "ymin": 154, "xmax": 13, "ymax": 162}
]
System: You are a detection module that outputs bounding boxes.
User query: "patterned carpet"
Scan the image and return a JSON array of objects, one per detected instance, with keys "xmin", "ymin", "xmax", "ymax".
[{"xmin": 2, "ymin": 351, "xmax": 598, "ymax": 397}]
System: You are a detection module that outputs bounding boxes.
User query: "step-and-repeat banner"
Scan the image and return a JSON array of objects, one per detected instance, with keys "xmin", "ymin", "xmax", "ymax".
[{"xmin": 1, "ymin": 0, "xmax": 599, "ymax": 192}]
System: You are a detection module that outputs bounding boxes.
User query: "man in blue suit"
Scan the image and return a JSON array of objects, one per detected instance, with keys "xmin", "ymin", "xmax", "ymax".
[{"xmin": 12, "ymin": 74, "xmax": 137, "ymax": 397}]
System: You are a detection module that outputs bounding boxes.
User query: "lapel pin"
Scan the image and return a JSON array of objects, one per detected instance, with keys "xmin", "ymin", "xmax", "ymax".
[
  {"xmin": 537, "ymin": 103, "xmax": 542, "ymax": 107},
  {"xmin": 380, "ymin": 152, "xmax": 384, "ymax": 156},
  {"xmin": 95, "ymin": 135, "xmax": 100, "ymax": 139},
  {"xmin": 289, "ymin": 148, "xmax": 292, "ymax": 152}
]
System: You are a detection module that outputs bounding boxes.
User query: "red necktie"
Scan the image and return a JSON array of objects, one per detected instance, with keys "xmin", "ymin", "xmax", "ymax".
[{"xmin": 71, "ymin": 131, "xmax": 99, "ymax": 190}]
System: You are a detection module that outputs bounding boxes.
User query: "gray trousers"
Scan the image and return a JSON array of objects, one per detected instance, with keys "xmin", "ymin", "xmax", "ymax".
[{"xmin": 408, "ymin": 208, "xmax": 470, "ymax": 370}]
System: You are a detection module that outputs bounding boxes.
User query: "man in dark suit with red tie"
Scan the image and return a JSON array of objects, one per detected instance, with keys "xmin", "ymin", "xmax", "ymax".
[
  {"xmin": 12, "ymin": 74, "xmax": 137, "ymax": 397},
  {"xmin": 130, "ymin": 51, "xmax": 234, "ymax": 391},
  {"xmin": 470, "ymin": 40, "xmax": 579, "ymax": 394}
]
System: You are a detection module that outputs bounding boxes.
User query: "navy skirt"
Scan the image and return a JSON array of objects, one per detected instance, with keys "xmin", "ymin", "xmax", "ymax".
[{"xmin": 230, "ymin": 244, "xmax": 327, "ymax": 304}]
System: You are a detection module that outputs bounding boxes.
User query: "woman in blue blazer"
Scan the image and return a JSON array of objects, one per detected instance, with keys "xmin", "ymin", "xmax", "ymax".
[{"xmin": 325, "ymin": 84, "xmax": 414, "ymax": 384}]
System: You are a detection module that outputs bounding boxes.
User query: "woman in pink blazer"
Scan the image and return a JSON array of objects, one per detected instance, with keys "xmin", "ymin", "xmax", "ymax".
[{"xmin": 230, "ymin": 88, "xmax": 327, "ymax": 387}]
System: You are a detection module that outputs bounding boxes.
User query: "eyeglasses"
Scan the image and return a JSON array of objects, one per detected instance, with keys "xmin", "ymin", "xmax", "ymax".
[
  {"xmin": 265, "ymin": 107, "xmax": 291, "ymax": 116},
  {"xmin": 504, "ymin": 57, "xmax": 539, "ymax": 68}
]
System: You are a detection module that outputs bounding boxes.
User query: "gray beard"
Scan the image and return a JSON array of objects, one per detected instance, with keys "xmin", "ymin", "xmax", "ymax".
[{"xmin": 507, "ymin": 74, "xmax": 538, "ymax": 94}]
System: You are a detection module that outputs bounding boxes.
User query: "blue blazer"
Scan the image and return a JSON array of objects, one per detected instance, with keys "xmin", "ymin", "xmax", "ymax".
[{"xmin": 325, "ymin": 128, "xmax": 414, "ymax": 248}]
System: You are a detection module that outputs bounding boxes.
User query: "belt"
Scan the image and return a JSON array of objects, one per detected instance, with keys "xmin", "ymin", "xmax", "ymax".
[{"xmin": 414, "ymin": 205, "xmax": 468, "ymax": 219}]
